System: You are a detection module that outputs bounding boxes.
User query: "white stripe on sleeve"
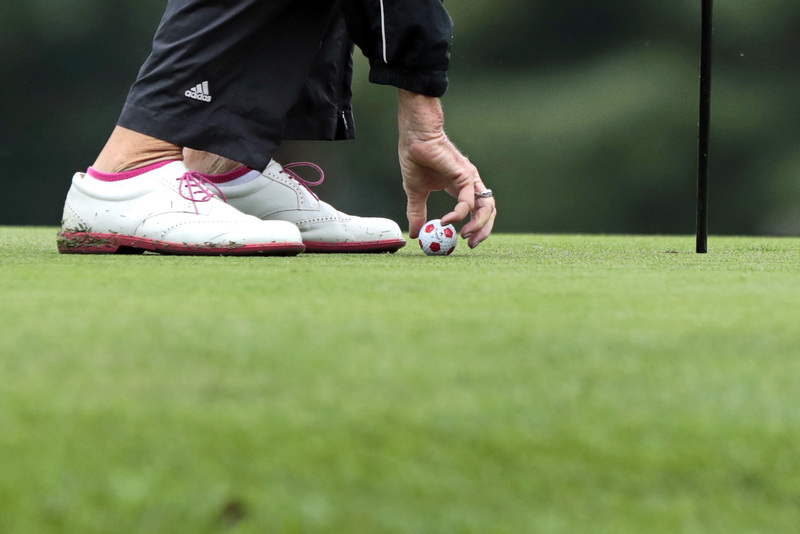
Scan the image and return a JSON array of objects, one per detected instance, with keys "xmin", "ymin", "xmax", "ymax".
[{"xmin": 379, "ymin": 0, "xmax": 388, "ymax": 63}]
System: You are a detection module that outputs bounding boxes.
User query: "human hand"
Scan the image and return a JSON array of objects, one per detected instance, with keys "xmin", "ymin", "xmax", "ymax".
[{"xmin": 397, "ymin": 90, "xmax": 496, "ymax": 249}]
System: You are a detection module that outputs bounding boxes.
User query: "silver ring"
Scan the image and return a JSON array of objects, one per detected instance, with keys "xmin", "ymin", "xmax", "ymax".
[{"xmin": 475, "ymin": 189, "xmax": 493, "ymax": 199}]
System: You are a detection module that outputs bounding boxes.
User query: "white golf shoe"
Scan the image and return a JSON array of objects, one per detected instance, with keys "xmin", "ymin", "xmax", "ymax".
[
  {"xmin": 215, "ymin": 161, "xmax": 406, "ymax": 253},
  {"xmin": 58, "ymin": 161, "xmax": 304, "ymax": 255}
]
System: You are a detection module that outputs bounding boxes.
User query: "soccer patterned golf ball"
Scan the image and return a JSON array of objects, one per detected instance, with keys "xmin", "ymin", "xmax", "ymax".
[{"xmin": 419, "ymin": 219, "xmax": 458, "ymax": 256}]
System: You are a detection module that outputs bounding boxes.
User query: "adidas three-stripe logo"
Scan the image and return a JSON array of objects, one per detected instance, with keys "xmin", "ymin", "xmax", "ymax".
[{"xmin": 185, "ymin": 81, "xmax": 212, "ymax": 102}]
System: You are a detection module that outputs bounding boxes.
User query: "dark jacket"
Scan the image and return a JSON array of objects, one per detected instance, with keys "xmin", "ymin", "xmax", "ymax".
[
  {"xmin": 120, "ymin": 0, "xmax": 454, "ymax": 170},
  {"xmin": 343, "ymin": 0, "xmax": 453, "ymax": 97}
]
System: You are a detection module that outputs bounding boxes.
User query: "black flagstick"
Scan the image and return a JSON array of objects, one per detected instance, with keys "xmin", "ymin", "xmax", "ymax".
[{"xmin": 696, "ymin": 0, "xmax": 713, "ymax": 253}]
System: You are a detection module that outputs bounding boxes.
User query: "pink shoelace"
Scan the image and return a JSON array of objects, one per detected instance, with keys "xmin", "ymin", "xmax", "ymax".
[
  {"xmin": 281, "ymin": 162, "xmax": 325, "ymax": 200},
  {"xmin": 177, "ymin": 163, "xmax": 323, "ymax": 211},
  {"xmin": 177, "ymin": 171, "xmax": 227, "ymax": 212}
]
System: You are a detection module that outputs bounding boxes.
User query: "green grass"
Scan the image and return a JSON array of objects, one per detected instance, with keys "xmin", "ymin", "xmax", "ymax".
[{"xmin": 2, "ymin": 227, "xmax": 800, "ymax": 533}]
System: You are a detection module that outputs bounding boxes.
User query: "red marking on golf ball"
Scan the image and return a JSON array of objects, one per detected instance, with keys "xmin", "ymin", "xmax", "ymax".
[
  {"xmin": 444, "ymin": 228, "xmax": 454, "ymax": 239},
  {"xmin": 425, "ymin": 224, "xmax": 435, "ymax": 233},
  {"xmin": 429, "ymin": 242, "xmax": 441, "ymax": 252}
]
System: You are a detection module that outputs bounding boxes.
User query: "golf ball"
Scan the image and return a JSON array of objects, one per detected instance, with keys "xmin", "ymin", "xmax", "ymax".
[{"xmin": 419, "ymin": 219, "xmax": 458, "ymax": 256}]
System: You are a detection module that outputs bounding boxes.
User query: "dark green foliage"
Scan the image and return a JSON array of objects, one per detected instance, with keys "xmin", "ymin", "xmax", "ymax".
[{"xmin": 4, "ymin": 1, "xmax": 800, "ymax": 235}]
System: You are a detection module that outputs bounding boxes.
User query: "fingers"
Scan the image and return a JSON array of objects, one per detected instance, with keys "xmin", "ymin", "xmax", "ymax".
[
  {"xmin": 462, "ymin": 193, "xmax": 494, "ymax": 230},
  {"xmin": 440, "ymin": 184, "xmax": 473, "ymax": 227},
  {"xmin": 405, "ymin": 188, "xmax": 430, "ymax": 239},
  {"xmin": 440, "ymin": 203, "xmax": 470, "ymax": 228},
  {"xmin": 440, "ymin": 160, "xmax": 477, "ymax": 226},
  {"xmin": 417, "ymin": 167, "xmax": 496, "ymax": 249},
  {"xmin": 451, "ymin": 165, "xmax": 495, "ymax": 247},
  {"xmin": 399, "ymin": 133, "xmax": 496, "ymax": 248},
  {"xmin": 441, "ymin": 185, "xmax": 495, "ymax": 248},
  {"xmin": 465, "ymin": 200, "xmax": 497, "ymax": 249}
]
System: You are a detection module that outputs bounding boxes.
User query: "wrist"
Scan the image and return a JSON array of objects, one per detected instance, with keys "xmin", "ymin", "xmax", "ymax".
[{"xmin": 398, "ymin": 89, "xmax": 445, "ymax": 142}]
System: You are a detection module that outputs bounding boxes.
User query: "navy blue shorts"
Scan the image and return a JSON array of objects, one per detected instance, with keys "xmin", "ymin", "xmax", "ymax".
[{"xmin": 118, "ymin": 0, "xmax": 355, "ymax": 171}]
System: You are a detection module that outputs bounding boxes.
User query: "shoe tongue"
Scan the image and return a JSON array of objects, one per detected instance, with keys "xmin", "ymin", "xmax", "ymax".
[{"xmin": 265, "ymin": 159, "xmax": 284, "ymax": 174}]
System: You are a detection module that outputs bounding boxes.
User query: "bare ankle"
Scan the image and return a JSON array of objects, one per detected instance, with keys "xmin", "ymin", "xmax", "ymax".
[
  {"xmin": 183, "ymin": 149, "xmax": 246, "ymax": 175},
  {"xmin": 92, "ymin": 126, "xmax": 182, "ymax": 173}
]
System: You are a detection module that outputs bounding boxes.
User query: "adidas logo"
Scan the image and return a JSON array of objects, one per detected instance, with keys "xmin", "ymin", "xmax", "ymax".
[{"xmin": 185, "ymin": 81, "xmax": 212, "ymax": 102}]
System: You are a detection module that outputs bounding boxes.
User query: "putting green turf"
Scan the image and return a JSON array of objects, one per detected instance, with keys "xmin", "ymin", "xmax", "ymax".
[{"xmin": 2, "ymin": 227, "xmax": 800, "ymax": 533}]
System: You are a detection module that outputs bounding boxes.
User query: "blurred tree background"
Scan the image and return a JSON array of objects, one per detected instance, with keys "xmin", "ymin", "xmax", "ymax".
[{"xmin": 3, "ymin": 0, "xmax": 800, "ymax": 235}]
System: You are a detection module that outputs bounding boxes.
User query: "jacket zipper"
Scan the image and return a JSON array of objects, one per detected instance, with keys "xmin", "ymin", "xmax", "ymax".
[{"xmin": 338, "ymin": 25, "xmax": 352, "ymax": 136}]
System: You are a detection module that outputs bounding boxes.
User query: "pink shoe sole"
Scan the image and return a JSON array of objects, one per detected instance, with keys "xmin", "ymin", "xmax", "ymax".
[
  {"xmin": 303, "ymin": 239, "xmax": 407, "ymax": 254},
  {"xmin": 57, "ymin": 232, "xmax": 305, "ymax": 256}
]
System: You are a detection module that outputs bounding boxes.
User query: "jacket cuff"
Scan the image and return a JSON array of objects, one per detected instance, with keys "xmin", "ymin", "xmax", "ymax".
[{"xmin": 368, "ymin": 64, "xmax": 449, "ymax": 97}]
